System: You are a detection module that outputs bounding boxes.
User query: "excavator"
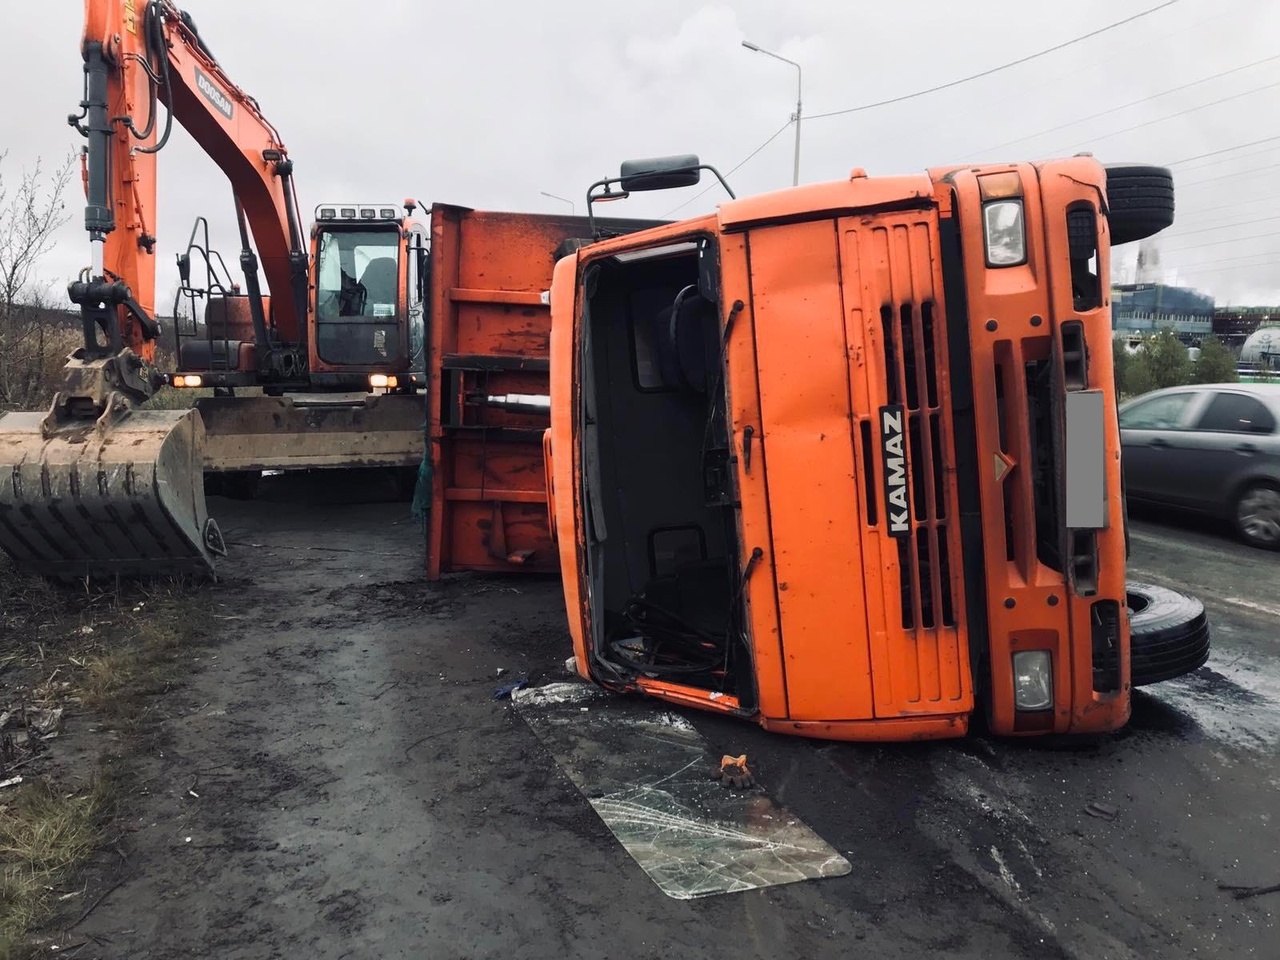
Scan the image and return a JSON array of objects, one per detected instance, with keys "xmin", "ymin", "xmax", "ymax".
[
  {"xmin": 0, "ymin": 0, "xmax": 653, "ymax": 581},
  {"xmin": 0, "ymin": 0, "xmax": 432, "ymax": 578}
]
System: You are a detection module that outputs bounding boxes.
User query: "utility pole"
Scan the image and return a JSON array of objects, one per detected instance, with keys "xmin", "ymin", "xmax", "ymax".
[{"xmin": 742, "ymin": 41, "xmax": 803, "ymax": 186}]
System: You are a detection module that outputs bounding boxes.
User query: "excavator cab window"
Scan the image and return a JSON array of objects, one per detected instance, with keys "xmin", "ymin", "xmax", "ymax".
[{"xmin": 314, "ymin": 228, "xmax": 403, "ymax": 366}]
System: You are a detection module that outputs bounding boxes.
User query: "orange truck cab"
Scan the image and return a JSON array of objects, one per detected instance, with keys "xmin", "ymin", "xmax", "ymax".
[{"xmin": 546, "ymin": 153, "xmax": 1203, "ymax": 741}]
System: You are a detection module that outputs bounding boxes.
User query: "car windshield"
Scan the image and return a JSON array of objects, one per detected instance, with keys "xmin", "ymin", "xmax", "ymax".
[{"xmin": 1120, "ymin": 392, "xmax": 1195, "ymax": 429}]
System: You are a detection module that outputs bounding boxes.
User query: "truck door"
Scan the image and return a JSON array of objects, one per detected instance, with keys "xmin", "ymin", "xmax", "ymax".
[{"xmin": 746, "ymin": 219, "xmax": 877, "ymax": 721}]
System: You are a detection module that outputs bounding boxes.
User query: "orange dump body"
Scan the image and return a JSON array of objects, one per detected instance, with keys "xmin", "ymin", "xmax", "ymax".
[
  {"xmin": 549, "ymin": 157, "xmax": 1130, "ymax": 740},
  {"xmin": 425, "ymin": 206, "xmax": 660, "ymax": 578}
]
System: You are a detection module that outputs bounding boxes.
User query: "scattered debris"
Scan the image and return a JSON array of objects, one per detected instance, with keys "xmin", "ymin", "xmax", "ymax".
[
  {"xmin": 496, "ymin": 667, "xmax": 507, "ymax": 677},
  {"xmin": 493, "ymin": 677, "xmax": 529, "ymax": 700},
  {"xmin": 29, "ymin": 706, "xmax": 64, "ymax": 737},
  {"xmin": 716, "ymin": 754, "xmax": 754, "ymax": 790},
  {"xmin": 1219, "ymin": 881, "xmax": 1280, "ymax": 901},
  {"xmin": 0, "ymin": 775, "xmax": 23, "ymax": 790},
  {"xmin": 1085, "ymin": 801, "xmax": 1119, "ymax": 821}
]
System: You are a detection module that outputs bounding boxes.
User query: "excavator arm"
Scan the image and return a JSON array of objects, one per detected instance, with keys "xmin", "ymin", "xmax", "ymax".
[
  {"xmin": 0, "ymin": 0, "xmax": 312, "ymax": 579},
  {"xmin": 67, "ymin": 0, "xmax": 309, "ymax": 410}
]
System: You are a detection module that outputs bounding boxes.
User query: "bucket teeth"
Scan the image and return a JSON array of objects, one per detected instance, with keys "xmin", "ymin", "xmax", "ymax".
[{"xmin": 0, "ymin": 407, "xmax": 222, "ymax": 580}]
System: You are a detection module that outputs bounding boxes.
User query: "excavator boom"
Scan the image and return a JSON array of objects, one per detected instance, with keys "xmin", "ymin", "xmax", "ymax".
[{"xmin": 0, "ymin": 0, "xmax": 307, "ymax": 579}]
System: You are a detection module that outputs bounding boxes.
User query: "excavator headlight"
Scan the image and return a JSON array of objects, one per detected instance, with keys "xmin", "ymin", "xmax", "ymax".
[
  {"xmin": 319, "ymin": 207, "xmax": 337, "ymax": 220},
  {"xmin": 380, "ymin": 208, "xmax": 397, "ymax": 219},
  {"xmin": 369, "ymin": 374, "xmax": 398, "ymax": 389},
  {"xmin": 360, "ymin": 208, "xmax": 376, "ymax": 220},
  {"xmin": 172, "ymin": 374, "xmax": 203, "ymax": 388},
  {"xmin": 340, "ymin": 207, "xmax": 356, "ymax": 219}
]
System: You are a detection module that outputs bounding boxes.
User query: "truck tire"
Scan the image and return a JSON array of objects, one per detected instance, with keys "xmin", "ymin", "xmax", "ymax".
[
  {"xmin": 1104, "ymin": 164, "xmax": 1175, "ymax": 246},
  {"xmin": 1126, "ymin": 582, "xmax": 1210, "ymax": 686}
]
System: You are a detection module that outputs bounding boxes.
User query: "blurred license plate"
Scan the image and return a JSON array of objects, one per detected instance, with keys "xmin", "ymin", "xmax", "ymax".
[{"xmin": 1064, "ymin": 389, "xmax": 1105, "ymax": 529}]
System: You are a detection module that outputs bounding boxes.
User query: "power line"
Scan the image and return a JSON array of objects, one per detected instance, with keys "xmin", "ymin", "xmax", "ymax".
[
  {"xmin": 805, "ymin": 0, "xmax": 1181, "ymax": 121},
  {"xmin": 1170, "ymin": 214, "xmax": 1280, "ymax": 237},
  {"xmin": 1161, "ymin": 229, "xmax": 1280, "ymax": 253},
  {"xmin": 1171, "ymin": 251, "xmax": 1280, "ymax": 268},
  {"xmin": 961, "ymin": 0, "xmax": 1252, "ymax": 129},
  {"xmin": 1054, "ymin": 77, "xmax": 1280, "ymax": 152},
  {"xmin": 1179, "ymin": 163, "xmax": 1277, "ymax": 188},
  {"xmin": 1175, "ymin": 257, "xmax": 1280, "ymax": 276},
  {"xmin": 1172, "ymin": 194, "xmax": 1280, "ymax": 229},
  {"xmin": 963, "ymin": 54, "xmax": 1280, "ymax": 159},
  {"xmin": 1167, "ymin": 135, "xmax": 1280, "ymax": 166},
  {"xmin": 661, "ymin": 119, "xmax": 793, "ymax": 218},
  {"xmin": 1180, "ymin": 193, "xmax": 1280, "ymax": 216}
]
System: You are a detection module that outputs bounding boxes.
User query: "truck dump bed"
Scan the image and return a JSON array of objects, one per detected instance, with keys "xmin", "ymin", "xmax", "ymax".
[{"xmin": 425, "ymin": 205, "xmax": 659, "ymax": 578}]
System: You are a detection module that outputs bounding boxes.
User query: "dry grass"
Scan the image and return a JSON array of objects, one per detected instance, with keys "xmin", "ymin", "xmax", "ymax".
[
  {"xmin": 78, "ymin": 617, "xmax": 187, "ymax": 735},
  {"xmin": 0, "ymin": 556, "xmax": 205, "ymax": 954},
  {"xmin": 0, "ymin": 773, "xmax": 116, "ymax": 959},
  {"xmin": 0, "ymin": 558, "xmax": 67, "ymax": 647},
  {"xmin": 139, "ymin": 385, "xmax": 212, "ymax": 410}
]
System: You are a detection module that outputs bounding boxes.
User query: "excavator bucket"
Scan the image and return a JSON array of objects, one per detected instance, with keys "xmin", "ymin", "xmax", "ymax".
[{"xmin": 0, "ymin": 406, "xmax": 225, "ymax": 580}]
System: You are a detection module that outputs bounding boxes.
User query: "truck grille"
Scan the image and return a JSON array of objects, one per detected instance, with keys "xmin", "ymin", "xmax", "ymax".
[
  {"xmin": 877, "ymin": 302, "xmax": 956, "ymax": 631},
  {"xmin": 1025, "ymin": 357, "xmax": 1063, "ymax": 573}
]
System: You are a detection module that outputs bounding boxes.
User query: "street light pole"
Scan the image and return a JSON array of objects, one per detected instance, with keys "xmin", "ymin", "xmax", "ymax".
[
  {"xmin": 540, "ymin": 191, "xmax": 575, "ymax": 216},
  {"xmin": 742, "ymin": 40, "xmax": 802, "ymax": 186}
]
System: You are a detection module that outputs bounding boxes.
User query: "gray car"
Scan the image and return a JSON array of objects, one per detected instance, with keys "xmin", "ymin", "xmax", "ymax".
[{"xmin": 1119, "ymin": 383, "xmax": 1280, "ymax": 549}]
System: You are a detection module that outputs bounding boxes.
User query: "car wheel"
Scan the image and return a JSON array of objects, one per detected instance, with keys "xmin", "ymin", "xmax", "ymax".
[
  {"xmin": 1233, "ymin": 482, "xmax": 1280, "ymax": 550},
  {"xmin": 1126, "ymin": 582, "xmax": 1210, "ymax": 686},
  {"xmin": 1104, "ymin": 164, "xmax": 1175, "ymax": 246}
]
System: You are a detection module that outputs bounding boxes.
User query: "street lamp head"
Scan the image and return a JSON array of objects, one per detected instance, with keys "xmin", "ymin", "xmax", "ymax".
[{"xmin": 741, "ymin": 40, "xmax": 760, "ymax": 51}]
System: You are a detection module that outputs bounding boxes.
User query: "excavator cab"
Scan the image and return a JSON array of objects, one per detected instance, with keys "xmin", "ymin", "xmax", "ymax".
[{"xmin": 309, "ymin": 204, "xmax": 427, "ymax": 392}]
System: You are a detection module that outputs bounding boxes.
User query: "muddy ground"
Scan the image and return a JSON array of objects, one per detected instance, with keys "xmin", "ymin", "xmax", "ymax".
[{"xmin": 19, "ymin": 476, "xmax": 1280, "ymax": 959}]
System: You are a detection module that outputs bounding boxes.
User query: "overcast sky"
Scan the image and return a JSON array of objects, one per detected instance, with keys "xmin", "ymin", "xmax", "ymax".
[{"xmin": 2, "ymin": 0, "xmax": 1277, "ymax": 312}]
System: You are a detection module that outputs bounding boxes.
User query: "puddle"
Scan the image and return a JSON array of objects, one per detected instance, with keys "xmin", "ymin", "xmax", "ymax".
[
  {"xmin": 1142, "ymin": 657, "xmax": 1280, "ymax": 751},
  {"xmin": 512, "ymin": 682, "xmax": 851, "ymax": 900}
]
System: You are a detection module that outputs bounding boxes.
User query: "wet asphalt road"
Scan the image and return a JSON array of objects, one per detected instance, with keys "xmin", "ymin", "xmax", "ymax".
[{"xmin": 75, "ymin": 478, "xmax": 1278, "ymax": 959}]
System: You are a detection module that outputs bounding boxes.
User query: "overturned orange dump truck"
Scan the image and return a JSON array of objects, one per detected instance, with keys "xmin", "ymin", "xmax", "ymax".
[{"xmin": 544, "ymin": 154, "xmax": 1210, "ymax": 740}]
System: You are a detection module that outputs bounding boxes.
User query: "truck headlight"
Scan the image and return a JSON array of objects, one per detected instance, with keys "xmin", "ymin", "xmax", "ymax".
[
  {"xmin": 1012, "ymin": 650, "xmax": 1053, "ymax": 711},
  {"xmin": 983, "ymin": 199, "xmax": 1027, "ymax": 267}
]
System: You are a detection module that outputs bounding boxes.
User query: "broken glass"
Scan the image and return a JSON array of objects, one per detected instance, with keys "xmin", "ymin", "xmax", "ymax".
[{"xmin": 513, "ymin": 682, "xmax": 852, "ymax": 900}]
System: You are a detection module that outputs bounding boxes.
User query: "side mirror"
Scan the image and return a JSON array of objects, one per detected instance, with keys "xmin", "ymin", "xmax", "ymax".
[
  {"xmin": 619, "ymin": 154, "xmax": 702, "ymax": 192},
  {"xmin": 585, "ymin": 155, "xmax": 734, "ymax": 236},
  {"xmin": 176, "ymin": 252, "xmax": 191, "ymax": 285}
]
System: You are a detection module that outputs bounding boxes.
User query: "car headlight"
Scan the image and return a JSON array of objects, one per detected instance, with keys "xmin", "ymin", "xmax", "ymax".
[
  {"xmin": 983, "ymin": 199, "xmax": 1027, "ymax": 267},
  {"xmin": 1012, "ymin": 650, "xmax": 1053, "ymax": 711}
]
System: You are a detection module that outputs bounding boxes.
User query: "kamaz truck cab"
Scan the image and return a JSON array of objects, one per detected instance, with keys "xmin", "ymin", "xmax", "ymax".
[{"xmin": 545, "ymin": 154, "xmax": 1209, "ymax": 740}]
